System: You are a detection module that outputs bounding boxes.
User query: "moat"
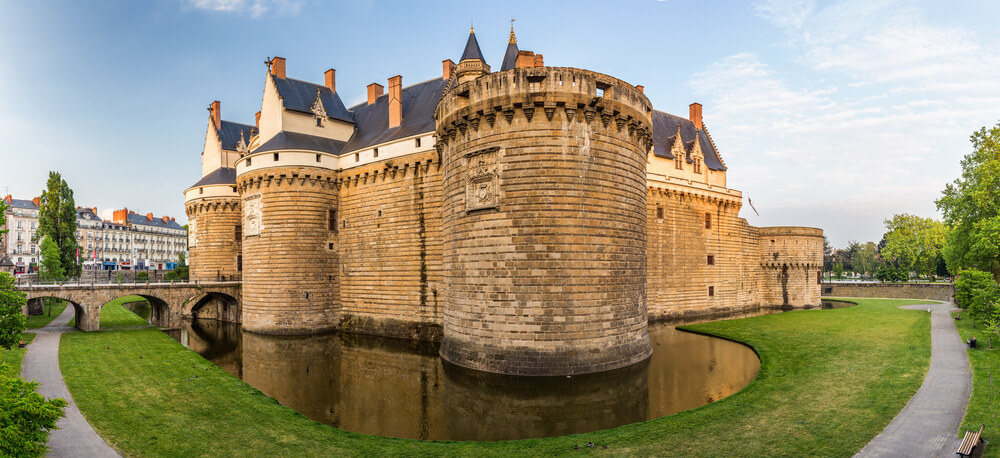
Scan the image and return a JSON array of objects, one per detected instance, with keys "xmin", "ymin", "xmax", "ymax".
[{"xmin": 149, "ymin": 316, "xmax": 760, "ymax": 441}]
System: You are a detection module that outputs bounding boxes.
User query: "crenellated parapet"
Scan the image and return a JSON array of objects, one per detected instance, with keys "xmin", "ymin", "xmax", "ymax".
[{"xmin": 758, "ymin": 226, "xmax": 824, "ymax": 307}]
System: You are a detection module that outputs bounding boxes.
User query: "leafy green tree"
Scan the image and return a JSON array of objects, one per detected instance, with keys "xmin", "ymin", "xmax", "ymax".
[
  {"xmin": 937, "ymin": 121, "xmax": 1000, "ymax": 278},
  {"xmin": 853, "ymin": 242, "xmax": 879, "ymax": 278},
  {"xmin": 0, "ymin": 362, "xmax": 67, "ymax": 457},
  {"xmin": 37, "ymin": 237, "xmax": 64, "ymax": 283},
  {"xmin": 822, "ymin": 235, "xmax": 833, "ymax": 272},
  {"xmin": 37, "ymin": 172, "xmax": 81, "ymax": 279},
  {"xmin": 0, "ymin": 272, "xmax": 26, "ymax": 350},
  {"xmin": 832, "ymin": 262, "xmax": 844, "ymax": 278},
  {"xmin": 0, "ymin": 198, "xmax": 7, "ymax": 243},
  {"xmin": 955, "ymin": 268, "xmax": 995, "ymax": 309},
  {"xmin": 881, "ymin": 214, "xmax": 947, "ymax": 280}
]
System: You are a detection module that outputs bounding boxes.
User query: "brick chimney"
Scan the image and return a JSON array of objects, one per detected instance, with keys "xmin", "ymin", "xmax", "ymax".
[
  {"xmin": 325, "ymin": 69, "xmax": 336, "ymax": 92},
  {"xmin": 255, "ymin": 111, "xmax": 261, "ymax": 128},
  {"xmin": 367, "ymin": 82, "xmax": 384, "ymax": 105},
  {"xmin": 113, "ymin": 209, "xmax": 129, "ymax": 225},
  {"xmin": 271, "ymin": 56, "xmax": 286, "ymax": 79},
  {"xmin": 689, "ymin": 103, "xmax": 703, "ymax": 130},
  {"xmin": 636, "ymin": 85, "xmax": 644, "ymax": 93},
  {"xmin": 32, "ymin": 197, "xmax": 40, "ymax": 207},
  {"xmin": 210, "ymin": 100, "xmax": 221, "ymax": 130},
  {"xmin": 162, "ymin": 216, "xmax": 170, "ymax": 223},
  {"xmin": 533, "ymin": 54, "xmax": 544, "ymax": 67},
  {"xmin": 442, "ymin": 59, "xmax": 456, "ymax": 80},
  {"xmin": 146, "ymin": 212, "xmax": 154, "ymax": 222},
  {"xmin": 3, "ymin": 195, "xmax": 10, "ymax": 204},
  {"xmin": 515, "ymin": 50, "xmax": 536, "ymax": 69},
  {"xmin": 388, "ymin": 75, "xmax": 402, "ymax": 128}
]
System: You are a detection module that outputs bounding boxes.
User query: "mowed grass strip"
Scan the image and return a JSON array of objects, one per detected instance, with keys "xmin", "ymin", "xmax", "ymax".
[
  {"xmin": 25, "ymin": 300, "xmax": 67, "ymax": 328},
  {"xmin": 60, "ymin": 298, "xmax": 933, "ymax": 457},
  {"xmin": 954, "ymin": 311, "xmax": 1000, "ymax": 457},
  {"xmin": 67, "ymin": 296, "xmax": 152, "ymax": 329},
  {"xmin": 1, "ymin": 333, "xmax": 35, "ymax": 373}
]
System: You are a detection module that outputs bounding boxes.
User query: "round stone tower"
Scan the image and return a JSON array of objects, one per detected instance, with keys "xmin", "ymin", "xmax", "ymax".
[
  {"xmin": 184, "ymin": 168, "xmax": 242, "ymax": 282},
  {"xmin": 435, "ymin": 66, "xmax": 655, "ymax": 376},
  {"xmin": 235, "ymin": 150, "xmax": 340, "ymax": 334}
]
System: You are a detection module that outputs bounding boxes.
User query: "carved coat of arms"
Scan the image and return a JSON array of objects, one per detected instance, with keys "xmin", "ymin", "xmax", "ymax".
[
  {"xmin": 465, "ymin": 147, "xmax": 500, "ymax": 212},
  {"xmin": 244, "ymin": 194, "xmax": 262, "ymax": 236}
]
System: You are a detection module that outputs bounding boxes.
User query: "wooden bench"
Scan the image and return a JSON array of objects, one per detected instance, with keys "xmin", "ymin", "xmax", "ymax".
[{"xmin": 957, "ymin": 424, "xmax": 984, "ymax": 457}]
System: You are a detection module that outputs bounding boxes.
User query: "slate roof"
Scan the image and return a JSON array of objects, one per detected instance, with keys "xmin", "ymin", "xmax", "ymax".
[
  {"xmin": 126, "ymin": 213, "xmax": 185, "ymax": 230},
  {"xmin": 255, "ymin": 132, "xmax": 346, "ymax": 155},
  {"xmin": 7, "ymin": 199, "xmax": 38, "ymax": 210},
  {"xmin": 500, "ymin": 41, "xmax": 518, "ymax": 71},
  {"xmin": 218, "ymin": 121, "xmax": 256, "ymax": 151},
  {"xmin": 651, "ymin": 110, "xmax": 726, "ymax": 171},
  {"xmin": 343, "ymin": 77, "xmax": 446, "ymax": 152},
  {"xmin": 190, "ymin": 167, "xmax": 237, "ymax": 188},
  {"xmin": 460, "ymin": 31, "xmax": 486, "ymax": 62},
  {"xmin": 273, "ymin": 76, "xmax": 353, "ymax": 123},
  {"xmin": 77, "ymin": 208, "xmax": 100, "ymax": 221}
]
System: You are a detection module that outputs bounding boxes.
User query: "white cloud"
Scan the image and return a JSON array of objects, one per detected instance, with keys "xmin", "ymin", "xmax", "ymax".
[{"xmin": 185, "ymin": 0, "xmax": 302, "ymax": 18}]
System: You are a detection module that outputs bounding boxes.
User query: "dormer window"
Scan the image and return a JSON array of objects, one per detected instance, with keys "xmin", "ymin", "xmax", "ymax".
[
  {"xmin": 675, "ymin": 154, "xmax": 683, "ymax": 170},
  {"xmin": 694, "ymin": 159, "xmax": 702, "ymax": 174},
  {"xmin": 316, "ymin": 117, "xmax": 324, "ymax": 127}
]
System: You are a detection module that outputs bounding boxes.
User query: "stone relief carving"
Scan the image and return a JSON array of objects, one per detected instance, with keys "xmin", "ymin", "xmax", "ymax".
[
  {"xmin": 189, "ymin": 219, "xmax": 198, "ymax": 247},
  {"xmin": 464, "ymin": 146, "xmax": 500, "ymax": 212},
  {"xmin": 244, "ymin": 194, "xmax": 262, "ymax": 236}
]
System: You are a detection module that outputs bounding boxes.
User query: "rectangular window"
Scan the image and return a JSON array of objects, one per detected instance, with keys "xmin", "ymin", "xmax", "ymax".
[
  {"xmin": 237, "ymin": 254, "xmax": 243, "ymax": 271},
  {"xmin": 707, "ymin": 255, "xmax": 715, "ymax": 265},
  {"xmin": 316, "ymin": 117, "xmax": 323, "ymax": 127},
  {"xmin": 373, "ymin": 148, "xmax": 379, "ymax": 158},
  {"xmin": 656, "ymin": 207, "xmax": 663, "ymax": 219},
  {"xmin": 708, "ymin": 286, "xmax": 715, "ymax": 297},
  {"xmin": 247, "ymin": 157, "xmax": 252, "ymax": 166},
  {"xmin": 355, "ymin": 152, "xmax": 360, "ymax": 162},
  {"xmin": 705, "ymin": 212, "xmax": 712, "ymax": 229},
  {"xmin": 329, "ymin": 210, "xmax": 337, "ymax": 233},
  {"xmin": 273, "ymin": 153, "xmax": 279, "ymax": 161},
  {"xmin": 415, "ymin": 138, "xmax": 421, "ymax": 147},
  {"xmin": 316, "ymin": 154, "xmax": 321, "ymax": 163},
  {"xmin": 235, "ymin": 225, "xmax": 242, "ymax": 240},
  {"xmin": 817, "ymin": 271, "xmax": 822, "ymax": 284}
]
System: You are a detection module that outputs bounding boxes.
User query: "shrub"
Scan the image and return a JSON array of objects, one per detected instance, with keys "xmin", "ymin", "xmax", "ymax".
[
  {"xmin": 136, "ymin": 271, "xmax": 149, "ymax": 283},
  {"xmin": 0, "ymin": 272, "xmax": 26, "ymax": 350},
  {"xmin": 955, "ymin": 268, "xmax": 996, "ymax": 309},
  {"xmin": 0, "ymin": 363, "xmax": 67, "ymax": 457}
]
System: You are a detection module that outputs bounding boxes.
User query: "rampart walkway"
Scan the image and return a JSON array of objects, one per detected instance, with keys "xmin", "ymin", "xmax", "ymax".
[
  {"xmin": 17, "ymin": 281, "xmax": 242, "ymax": 331},
  {"xmin": 21, "ymin": 304, "xmax": 120, "ymax": 457},
  {"xmin": 853, "ymin": 300, "xmax": 971, "ymax": 457}
]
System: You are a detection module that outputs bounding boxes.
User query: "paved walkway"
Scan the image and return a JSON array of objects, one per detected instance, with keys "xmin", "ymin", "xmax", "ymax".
[
  {"xmin": 854, "ymin": 301, "xmax": 972, "ymax": 458},
  {"xmin": 21, "ymin": 304, "xmax": 120, "ymax": 457}
]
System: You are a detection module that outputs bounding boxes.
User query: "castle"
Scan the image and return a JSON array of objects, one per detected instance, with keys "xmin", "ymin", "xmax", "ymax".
[{"xmin": 184, "ymin": 29, "xmax": 824, "ymax": 376}]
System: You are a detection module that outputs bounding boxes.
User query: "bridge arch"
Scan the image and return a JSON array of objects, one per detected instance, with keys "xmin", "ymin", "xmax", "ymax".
[{"xmin": 183, "ymin": 291, "xmax": 241, "ymax": 324}]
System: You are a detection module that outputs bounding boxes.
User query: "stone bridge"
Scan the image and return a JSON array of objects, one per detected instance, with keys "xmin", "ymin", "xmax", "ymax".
[{"xmin": 18, "ymin": 281, "xmax": 242, "ymax": 331}]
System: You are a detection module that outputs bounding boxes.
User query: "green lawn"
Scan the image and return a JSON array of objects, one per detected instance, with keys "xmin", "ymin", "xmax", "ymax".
[
  {"xmin": 1, "ymin": 333, "xmax": 35, "ymax": 374},
  {"xmin": 67, "ymin": 296, "xmax": 151, "ymax": 330},
  {"xmin": 26, "ymin": 300, "xmax": 68, "ymax": 329},
  {"xmin": 954, "ymin": 310, "xmax": 1000, "ymax": 457},
  {"xmin": 60, "ymin": 298, "xmax": 935, "ymax": 457}
]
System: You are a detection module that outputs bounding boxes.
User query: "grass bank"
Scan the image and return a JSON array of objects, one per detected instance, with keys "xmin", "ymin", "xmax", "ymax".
[
  {"xmin": 1, "ymin": 333, "xmax": 35, "ymax": 373},
  {"xmin": 67, "ymin": 296, "xmax": 151, "ymax": 329},
  {"xmin": 26, "ymin": 299, "xmax": 67, "ymax": 329},
  {"xmin": 954, "ymin": 311, "xmax": 1000, "ymax": 457},
  {"xmin": 60, "ymin": 298, "xmax": 934, "ymax": 457}
]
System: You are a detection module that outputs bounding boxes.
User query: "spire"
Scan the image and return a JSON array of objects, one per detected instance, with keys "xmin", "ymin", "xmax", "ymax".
[
  {"xmin": 460, "ymin": 29, "xmax": 486, "ymax": 62},
  {"xmin": 509, "ymin": 19, "xmax": 517, "ymax": 44},
  {"xmin": 501, "ymin": 38, "xmax": 519, "ymax": 71}
]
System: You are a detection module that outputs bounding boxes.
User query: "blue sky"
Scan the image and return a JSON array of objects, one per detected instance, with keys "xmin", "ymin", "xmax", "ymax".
[{"xmin": 1, "ymin": 0, "xmax": 998, "ymax": 248}]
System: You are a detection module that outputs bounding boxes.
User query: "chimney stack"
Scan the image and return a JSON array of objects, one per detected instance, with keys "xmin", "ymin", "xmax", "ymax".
[
  {"xmin": 146, "ymin": 212, "xmax": 154, "ymax": 222},
  {"xmin": 636, "ymin": 85, "xmax": 644, "ymax": 93},
  {"xmin": 32, "ymin": 197, "xmax": 40, "ymax": 207},
  {"xmin": 388, "ymin": 75, "xmax": 402, "ymax": 128},
  {"xmin": 533, "ymin": 54, "xmax": 544, "ymax": 67},
  {"xmin": 515, "ymin": 50, "xmax": 536, "ymax": 69},
  {"xmin": 325, "ymin": 69, "xmax": 336, "ymax": 92},
  {"xmin": 210, "ymin": 100, "xmax": 221, "ymax": 130},
  {"xmin": 442, "ymin": 59, "xmax": 456, "ymax": 80},
  {"xmin": 689, "ymin": 103, "xmax": 703, "ymax": 130},
  {"xmin": 271, "ymin": 56, "xmax": 286, "ymax": 79},
  {"xmin": 367, "ymin": 82, "xmax": 384, "ymax": 105},
  {"xmin": 255, "ymin": 111, "xmax": 261, "ymax": 128},
  {"xmin": 3, "ymin": 195, "xmax": 10, "ymax": 204}
]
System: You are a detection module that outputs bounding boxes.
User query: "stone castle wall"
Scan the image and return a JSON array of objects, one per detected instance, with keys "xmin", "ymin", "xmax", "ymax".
[
  {"xmin": 336, "ymin": 150, "xmax": 445, "ymax": 341},
  {"xmin": 757, "ymin": 227, "xmax": 824, "ymax": 307},
  {"xmin": 434, "ymin": 67, "xmax": 654, "ymax": 375},
  {"xmin": 186, "ymin": 198, "xmax": 241, "ymax": 281}
]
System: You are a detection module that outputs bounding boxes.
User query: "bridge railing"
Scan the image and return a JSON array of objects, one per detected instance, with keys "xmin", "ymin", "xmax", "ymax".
[{"xmin": 16, "ymin": 274, "xmax": 242, "ymax": 288}]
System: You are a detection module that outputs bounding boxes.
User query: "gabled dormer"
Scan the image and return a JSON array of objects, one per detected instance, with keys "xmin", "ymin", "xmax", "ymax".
[
  {"xmin": 257, "ymin": 57, "xmax": 355, "ymax": 147},
  {"xmin": 648, "ymin": 104, "xmax": 728, "ymax": 187},
  {"xmin": 202, "ymin": 100, "xmax": 255, "ymax": 176}
]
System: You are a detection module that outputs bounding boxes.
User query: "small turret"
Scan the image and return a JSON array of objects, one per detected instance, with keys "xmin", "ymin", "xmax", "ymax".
[
  {"xmin": 456, "ymin": 27, "xmax": 490, "ymax": 83},
  {"xmin": 500, "ymin": 23, "xmax": 518, "ymax": 71}
]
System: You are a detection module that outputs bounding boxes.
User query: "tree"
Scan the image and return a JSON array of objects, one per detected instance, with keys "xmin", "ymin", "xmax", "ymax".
[
  {"xmin": 37, "ymin": 172, "xmax": 81, "ymax": 279},
  {"xmin": 832, "ymin": 262, "xmax": 844, "ymax": 278},
  {"xmin": 881, "ymin": 214, "xmax": 947, "ymax": 280},
  {"xmin": 0, "ymin": 198, "xmax": 7, "ymax": 243},
  {"xmin": 37, "ymin": 237, "xmax": 63, "ymax": 283},
  {"xmin": 822, "ymin": 235, "xmax": 833, "ymax": 272},
  {"xmin": 853, "ymin": 242, "xmax": 880, "ymax": 278},
  {"xmin": 0, "ymin": 272, "xmax": 26, "ymax": 350},
  {"xmin": 937, "ymin": 121, "xmax": 1000, "ymax": 278},
  {"xmin": 0, "ymin": 362, "xmax": 67, "ymax": 457}
]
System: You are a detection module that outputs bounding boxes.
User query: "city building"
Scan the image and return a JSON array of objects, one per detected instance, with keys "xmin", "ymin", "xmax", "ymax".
[
  {"xmin": 110, "ymin": 209, "xmax": 187, "ymax": 270},
  {"xmin": 186, "ymin": 29, "xmax": 824, "ymax": 376},
  {"xmin": 2, "ymin": 195, "xmax": 41, "ymax": 273}
]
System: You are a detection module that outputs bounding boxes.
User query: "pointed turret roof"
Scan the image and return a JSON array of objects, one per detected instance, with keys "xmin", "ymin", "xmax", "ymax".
[
  {"xmin": 460, "ymin": 28, "xmax": 486, "ymax": 62},
  {"xmin": 500, "ymin": 26, "xmax": 518, "ymax": 71}
]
